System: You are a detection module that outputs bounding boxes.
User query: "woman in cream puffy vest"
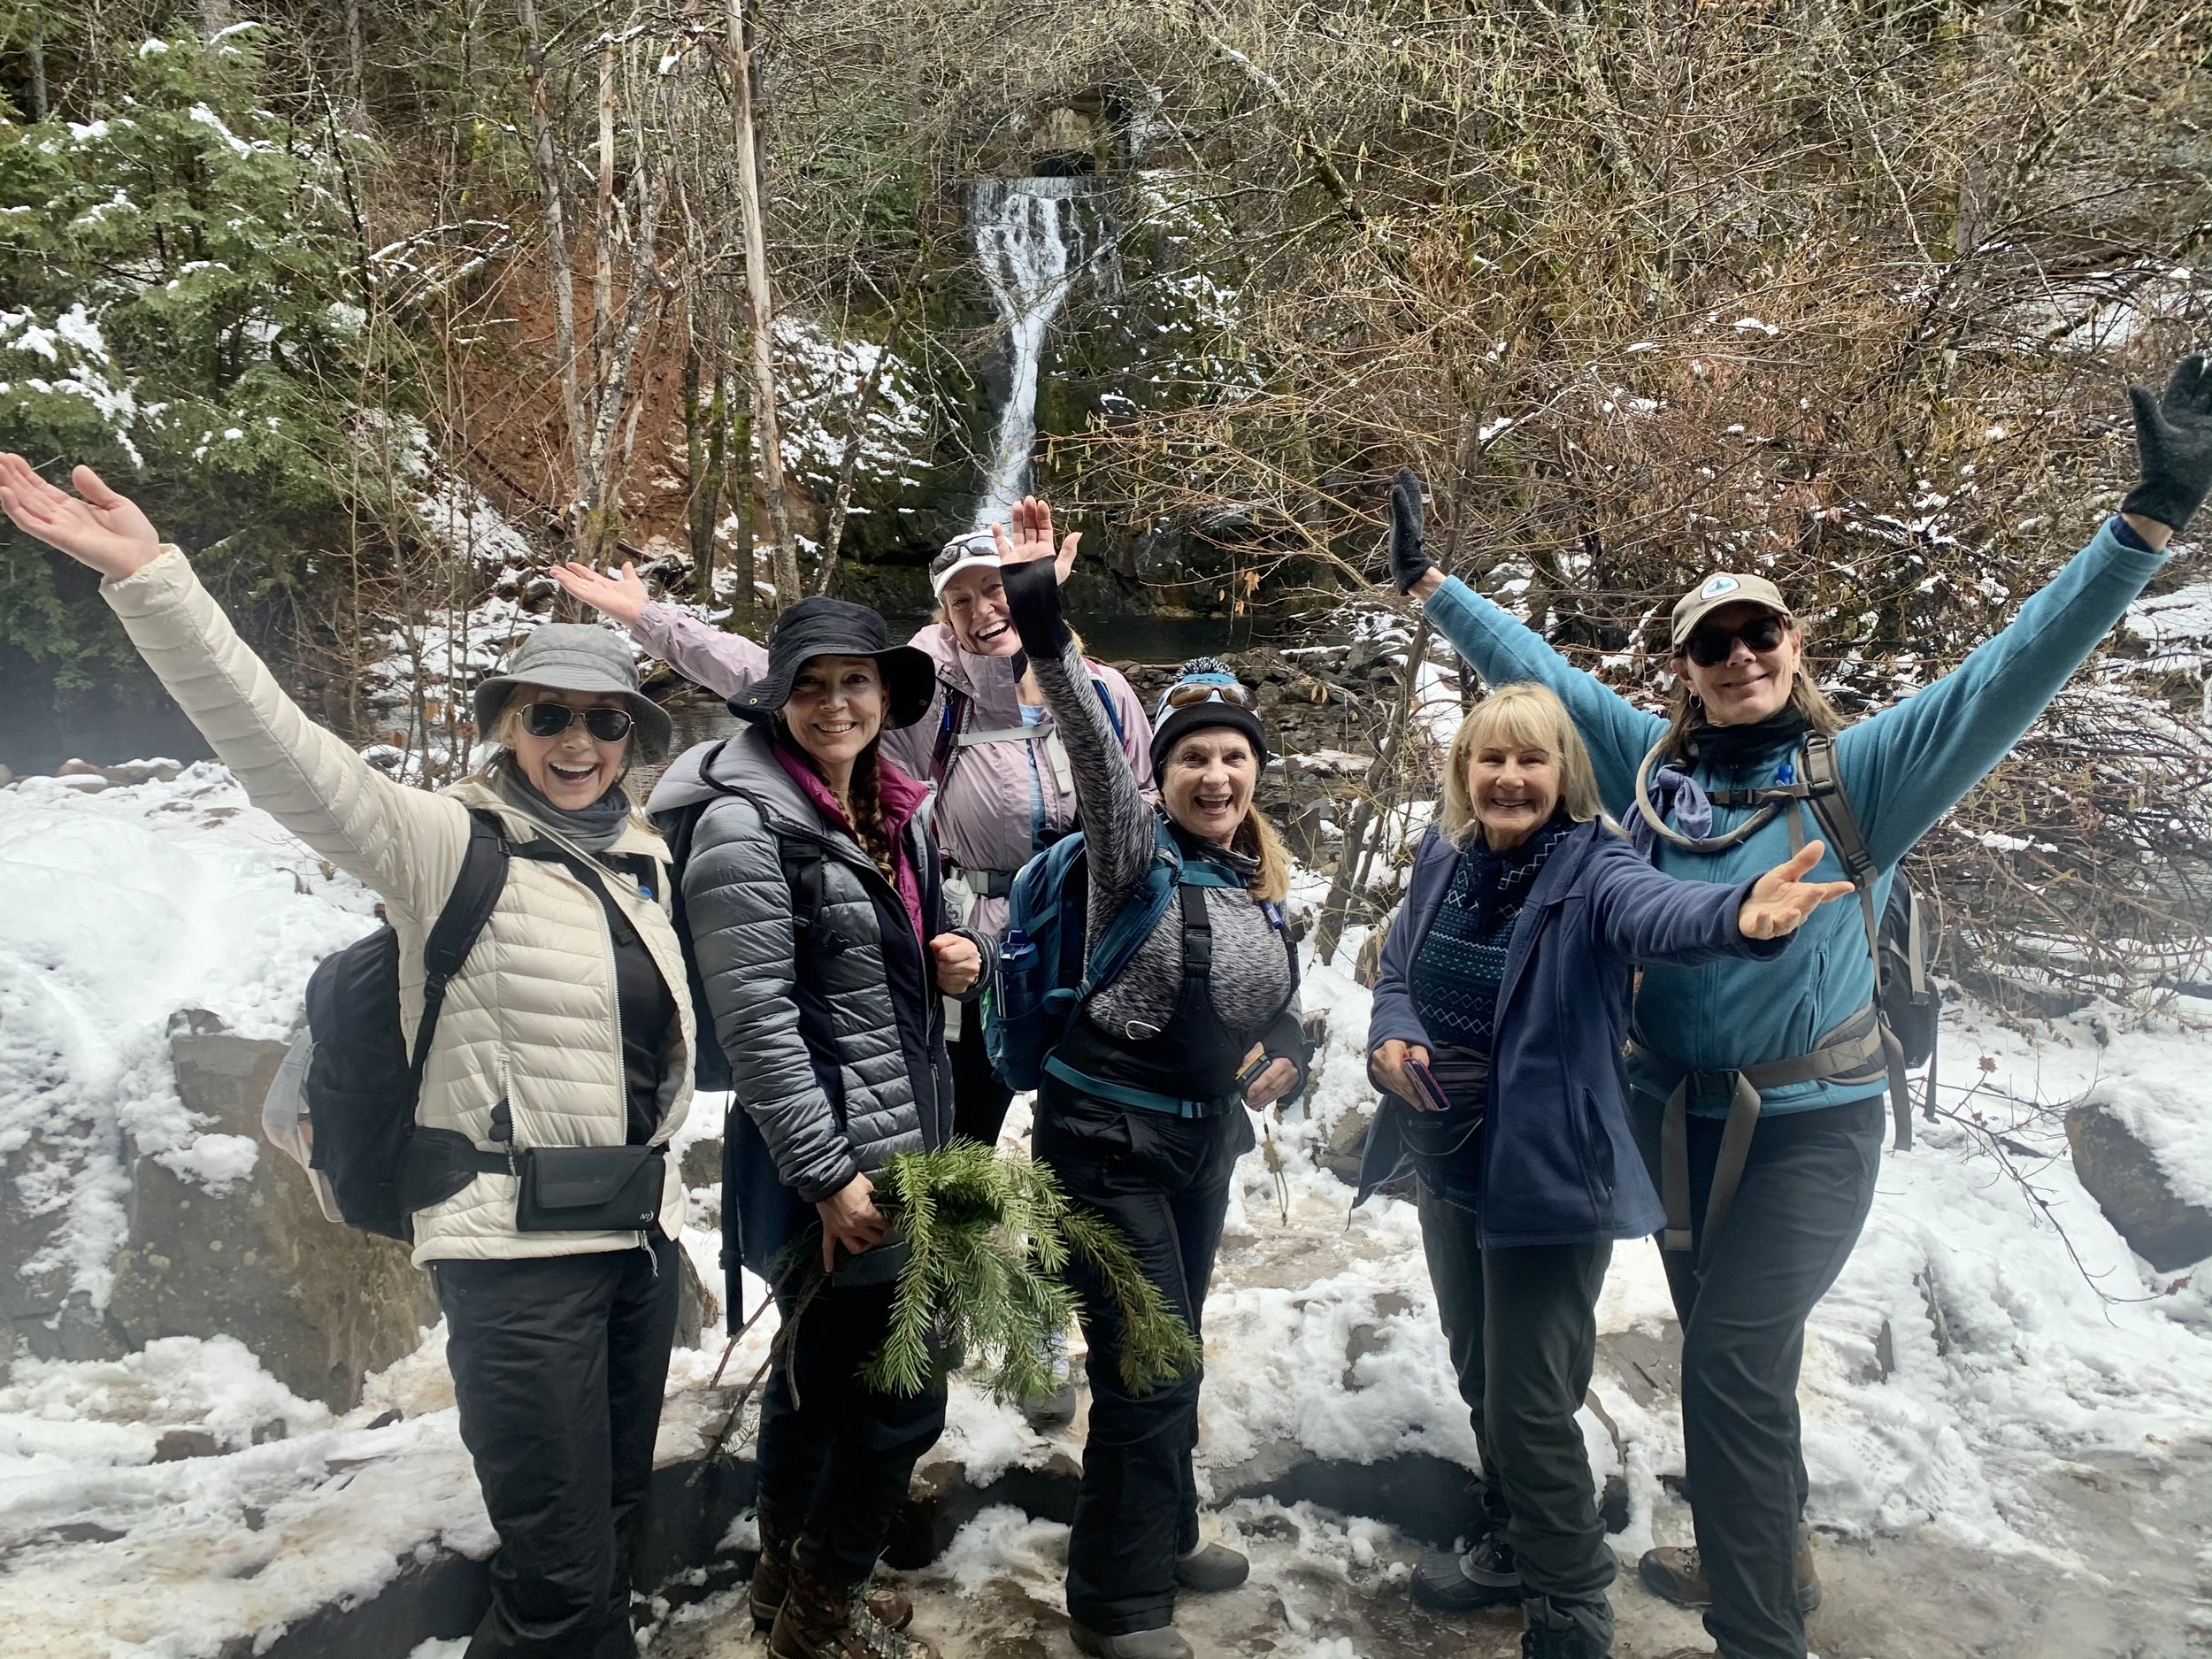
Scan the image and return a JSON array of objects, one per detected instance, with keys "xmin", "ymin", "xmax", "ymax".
[{"xmin": 0, "ymin": 453, "xmax": 692, "ymax": 1659}]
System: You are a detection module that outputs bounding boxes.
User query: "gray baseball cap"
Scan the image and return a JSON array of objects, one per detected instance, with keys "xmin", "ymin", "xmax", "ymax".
[
  {"xmin": 472, "ymin": 622, "xmax": 673, "ymax": 758},
  {"xmin": 1670, "ymin": 572, "xmax": 1791, "ymax": 651}
]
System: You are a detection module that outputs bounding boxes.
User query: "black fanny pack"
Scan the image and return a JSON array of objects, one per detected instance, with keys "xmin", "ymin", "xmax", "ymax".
[
  {"xmin": 515, "ymin": 1144, "xmax": 664, "ymax": 1233},
  {"xmin": 396, "ymin": 1128, "xmax": 664, "ymax": 1233}
]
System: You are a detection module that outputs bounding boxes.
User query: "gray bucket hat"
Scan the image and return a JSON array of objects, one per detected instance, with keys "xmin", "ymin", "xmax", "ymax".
[{"xmin": 472, "ymin": 622, "xmax": 673, "ymax": 759}]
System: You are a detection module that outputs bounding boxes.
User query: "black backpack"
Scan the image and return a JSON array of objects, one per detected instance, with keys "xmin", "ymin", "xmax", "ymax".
[{"xmin": 300, "ymin": 810, "xmax": 509, "ymax": 1240}]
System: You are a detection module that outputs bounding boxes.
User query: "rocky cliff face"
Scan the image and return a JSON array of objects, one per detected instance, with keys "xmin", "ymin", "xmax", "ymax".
[{"xmin": 103, "ymin": 1012, "xmax": 439, "ymax": 1413}]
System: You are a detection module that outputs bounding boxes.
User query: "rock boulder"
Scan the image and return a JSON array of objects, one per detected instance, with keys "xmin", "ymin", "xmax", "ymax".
[
  {"xmin": 2066, "ymin": 1101, "xmax": 2212, "ymax": 1271},
  {"xmin": 106, "ymin": 1012, "xmax": 440, "ymax": 1410}
]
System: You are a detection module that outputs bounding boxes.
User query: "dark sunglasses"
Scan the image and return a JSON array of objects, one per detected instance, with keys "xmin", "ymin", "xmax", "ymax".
[
  {"xmin": 1684, "ymin": 614, "xmax": 1789, "ymax": 667},
  {"xmin": 520, "ymin": 703, "xmax": 635, "ymax": 741},
  {"xmin": 1164, "ymin": 680, "xmax": 1256, "ymax": 710}
]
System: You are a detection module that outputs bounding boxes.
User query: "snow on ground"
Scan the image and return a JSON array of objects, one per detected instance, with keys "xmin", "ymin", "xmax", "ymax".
[
  {"xmin": 4, "ymin": 767, "xmax": 2211, "ymax": 1655},
  {"xmin": 0, "ymin": 766, "xmax": 375, "ymax": 1307}
]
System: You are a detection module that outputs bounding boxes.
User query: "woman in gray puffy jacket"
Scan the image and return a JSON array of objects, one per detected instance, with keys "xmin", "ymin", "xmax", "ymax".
[
  {"xmin": 556, "ymin": 537, "xmax": 1152, "ymax": 1152},
  {"xmin": 646, "ymin": 597, "xmax": 990, "ymax": 1659}
]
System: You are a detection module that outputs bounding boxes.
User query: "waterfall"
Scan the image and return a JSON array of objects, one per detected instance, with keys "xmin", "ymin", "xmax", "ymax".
[{"xmin": 969, "ymin": 176, "xmax": 1103, "ymax": 531}]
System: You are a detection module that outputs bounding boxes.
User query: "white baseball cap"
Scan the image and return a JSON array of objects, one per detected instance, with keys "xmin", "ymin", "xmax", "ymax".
[{"xmin": 929, "ymin": 532, "xmax": 1002, "ymax": 597}]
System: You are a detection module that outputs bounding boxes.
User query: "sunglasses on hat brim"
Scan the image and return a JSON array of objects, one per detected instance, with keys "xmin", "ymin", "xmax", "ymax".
[
  {"xmin": 1681, "ymin": 614, "xmax": 1789, "ymax": 667},
  {"xmin": 1164, "ymin": 680, "xmax": 1257, "ymax": 710},
  {"xmin": 520, "ymin": 703, "xmax": 636, "ymax": 741}
]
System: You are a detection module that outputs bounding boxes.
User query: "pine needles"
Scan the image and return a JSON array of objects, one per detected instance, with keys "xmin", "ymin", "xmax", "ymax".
[{"xmin": 820, "ymin": 1140, "xmax": 1202, "ymax": 1401}]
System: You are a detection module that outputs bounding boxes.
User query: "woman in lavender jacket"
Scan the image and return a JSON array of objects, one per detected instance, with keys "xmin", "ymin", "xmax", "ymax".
[{"xmin": 553, "ymin": 540, "xmax": 1153, "ymax": 1153}]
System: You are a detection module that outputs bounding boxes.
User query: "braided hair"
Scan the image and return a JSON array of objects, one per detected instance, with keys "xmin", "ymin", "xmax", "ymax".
[{"xmin": 843, "ymin": 739, "xmax": 900, "ymax": 885}]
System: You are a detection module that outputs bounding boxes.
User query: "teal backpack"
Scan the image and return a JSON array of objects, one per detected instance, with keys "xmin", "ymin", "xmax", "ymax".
[{"xmin": 988, "ymin": 817, "xmax": 1248, "ymax": 1091}]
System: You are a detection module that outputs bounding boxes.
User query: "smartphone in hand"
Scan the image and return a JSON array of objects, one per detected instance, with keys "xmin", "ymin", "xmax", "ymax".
[
  {"xmin": 1402, "ymin": 1057, "xmax": 1454, "ymax": 1114},
  {"xmin": 1233, "ymin": 1052, "xmax": 1272, "ymax": 1099}
]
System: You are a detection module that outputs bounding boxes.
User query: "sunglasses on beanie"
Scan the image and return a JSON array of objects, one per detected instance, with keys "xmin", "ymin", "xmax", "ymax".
[
  {"xmin": 1683, "ymin": 614, "xmax": 1789, "ymax": 668},
  {"xmin": 520, "ymin": 703, "xmax": 636, "ymax": 741},
  {"xmin": 1163, "ymin": 680, "xmax": 1257, "ymax": 710}
]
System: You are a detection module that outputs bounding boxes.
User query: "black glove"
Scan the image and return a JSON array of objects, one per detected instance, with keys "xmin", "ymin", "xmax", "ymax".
[
  {"xmin": 2122, "ymin": 355, "xmax": 2212, "ymax": 534},
  {"xmin": 1388, "ymin": 468, "xmax": 1432, "ymax": 594}
]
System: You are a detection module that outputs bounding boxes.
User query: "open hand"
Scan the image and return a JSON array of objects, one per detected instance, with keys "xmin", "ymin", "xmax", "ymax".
[
  {"xmin": 1238, "ymin": 1041, "xmax": 1299, "ymax": 1110},
  {"xmin": 929, "ymin": 932, "xmax": 982, "ymax": 995},
  {"xmin": 0, "ymin": 455, "xmax": 162, "ymax": 580},
  {"xmin": 1738, "ymin": 841, "xmax": 1856, "ymax": 940},
  {"xmin": 990, "ymin": 495, "xmax": 1081, "ymax": 572},
  {"xmin": 1369, "ymin": 1038, "xmax": 1436, "ymax": 1110},
  {"xmin": 816, "ymin": 1171, "xmax": 887, "ymax": 1271},
  {"xmin": 2123, "ymin": 355, "xmax": 2212, "ymax": 541},
  {"xmin": 551, "ymin": 560, "xmax": 652, "ymax": 626}
]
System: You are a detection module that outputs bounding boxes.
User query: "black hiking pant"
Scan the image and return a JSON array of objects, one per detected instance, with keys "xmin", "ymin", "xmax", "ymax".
[
  {"xmin": 434, "ymin": 1233, "xmax": 680, "ymax": 1659},
  {"xmin": 1034, "ymin": 1076, "xmax": 1255, "ymax": 1637},
  {"xmin": 949, "ymin": 1011, "xmax": 1016, "ymax": 1147},
  {"xmin": 756, "ymin": 1278, "xmax": 949, "ymax": 1586},
  {"xmin": 1630, "ymin": 1094, "xmax": 1886, "ymax": 1659},
  {"xmin": 1417, "ymin": 1181, "xmax": 1617, "ymax": 1649}
]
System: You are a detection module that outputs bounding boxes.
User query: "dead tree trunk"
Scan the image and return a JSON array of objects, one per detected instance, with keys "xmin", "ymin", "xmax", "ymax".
[
  {"xmin": 726, "ymin": 0, "xmax": 800, "ymax": 607},
  {"xmin": 1313, "ymin": 618, "xmax": 1432, "ymax": 965}
]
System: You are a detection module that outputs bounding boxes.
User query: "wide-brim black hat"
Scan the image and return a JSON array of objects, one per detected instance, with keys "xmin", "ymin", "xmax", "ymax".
[{"xmin": 726, "ymin": 596, "xmax": 937, "ymax": 729}]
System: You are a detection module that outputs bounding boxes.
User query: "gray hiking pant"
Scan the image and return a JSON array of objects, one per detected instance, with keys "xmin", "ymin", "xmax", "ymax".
[{"xmin": 1417, "ymin": 1181, "xmax": 1616, "ymax": 1645}]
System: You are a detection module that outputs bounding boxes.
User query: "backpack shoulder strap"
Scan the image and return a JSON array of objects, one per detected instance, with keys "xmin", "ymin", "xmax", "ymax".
[
  {"xmin": 1797, "ymin": 735, "xmax": 1913, "ymax": 1152},
  {"xmin": 410, "ymin": 809, "xmax": 510, "ymax": 1087},
  {"xmin": 931, "ymin": 686, "xmax": 970, "ymax": 782},
  {"xmin": 1090, "ymin": 673, "xmax": 1126, "ymax": 744},
  {"xmin": 1078, "ymin": 823, "xmax": 1182, "ymax": 1000},
  {"xmin": 1798, "ymin": 734, "xmax": 1874, "ymax": 886},
  {"xmin": 777, "ymin": 835, "xmax": 829, "ymax": 956}
]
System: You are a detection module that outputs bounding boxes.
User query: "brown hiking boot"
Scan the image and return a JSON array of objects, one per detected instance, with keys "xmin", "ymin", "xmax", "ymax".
[
  {"xmin": 768, "ymin": 1562, "xmax": 935, "ymax": 1659},
  {"xmin": 751, "ymin": 1512, "xmax": 912, "ymax": 1633},
  {"xmin": 1636, "ymin": 1525, "xmax": 1820, "ymax": 1614}
]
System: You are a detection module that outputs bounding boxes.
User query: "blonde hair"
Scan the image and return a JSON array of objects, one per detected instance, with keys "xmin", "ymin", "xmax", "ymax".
[
  {"xmin": 1233, "ymin": 809, "xmax": 1292, "ymax": 905},
  {"xmin": 1438, "ymin": 682, "xmax": 1602, "ymax": 849}
]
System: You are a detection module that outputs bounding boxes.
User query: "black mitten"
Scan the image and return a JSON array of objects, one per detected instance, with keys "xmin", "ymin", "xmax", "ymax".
[
  {"xmin": 1389, "ymin": 468, "xmax": 1432, "ymax": 594},
  {"xmin": 2122, "ymin": 355, "xmax": 2212, "ymax": 534}
]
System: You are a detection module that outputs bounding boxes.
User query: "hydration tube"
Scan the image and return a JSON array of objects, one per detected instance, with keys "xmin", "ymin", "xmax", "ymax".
[{"xmin": 1631, "ymin": 737, "xmax": 1786, "ymax": 853}]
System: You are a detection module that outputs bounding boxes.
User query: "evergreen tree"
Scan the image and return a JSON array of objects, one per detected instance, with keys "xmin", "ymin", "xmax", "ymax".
[{"xmin": 0, "ymin": 19, "xmax": 372, "ymax": 752}]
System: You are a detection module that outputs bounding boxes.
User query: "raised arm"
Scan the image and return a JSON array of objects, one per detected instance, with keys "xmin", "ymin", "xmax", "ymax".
[
  {"xmin": 552, "ymin": 561, "xmax": 770, "ymax": 702},
  {"xmin": 1386, "ymin": 471, "xmax": 1662, "ymax": 808},
  {"xmin": 1838, "ymin": 516, "xmax": 2173, "ymax": 869},
  {"xmin": 995, "ymin": 501, "xmax": 1158, "ymax": 904},
  {"xmin": 1, "ymin": 456, "xmax": 470, "ymax": 918}
]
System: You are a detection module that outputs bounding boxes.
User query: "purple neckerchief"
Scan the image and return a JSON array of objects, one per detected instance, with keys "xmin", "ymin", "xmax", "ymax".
[{"xmin": 1625, "ymin": 761, "xmax": 1714, "ymax": 858}]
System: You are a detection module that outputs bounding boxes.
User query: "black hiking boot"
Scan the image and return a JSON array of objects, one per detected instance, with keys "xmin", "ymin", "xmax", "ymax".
[
  {"xmin": 1071, "ymin": 1624, "xmax": 1194, "ymax": 1659},
  {"xmin": 1637, "ymin": 1523, "xmax": 1820, "ymax": 1615},
  {"xmin": 1409, "ymin": 1532, "xmax": 1522, "ymax": 1613},
  {"xmin": 1173, "ymin": 1540, "xmax": 1249, "ymax": 1592},
  {"xmin": 1520, "ymin": 1593, "xmax": 1612, "ymax": 1659}
]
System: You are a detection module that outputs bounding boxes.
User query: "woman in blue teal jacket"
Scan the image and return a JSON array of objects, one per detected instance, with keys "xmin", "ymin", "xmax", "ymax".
[
  {"xmin": 1382, "ymin": 357, "xmax": 2212, "ymax": 1659},
  {"xmin": 1360, "ymin": 683, "xmax": 1850, "ymax": 1659}
]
